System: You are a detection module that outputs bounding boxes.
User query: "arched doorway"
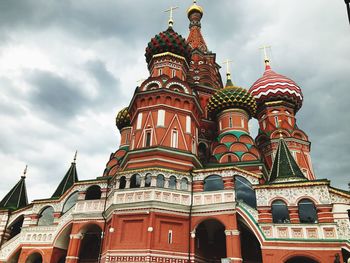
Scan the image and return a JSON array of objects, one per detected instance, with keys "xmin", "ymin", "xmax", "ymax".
[
  {"xmin": 25, "ymin": 252, "xmax": 43, "ymax": 263},
  {"xmin": 285, "ymin": 256, "xmax": 319, "ymax": 263},
  {"xmin": 195, "ymin": 219, "xmax": 226, "ymax": 262},
  {"xmin": 238, "ymin": 219, "xmax": 262, "ymax": 263},
  {"xmin": 78, "ymin": 224, "xmax": 102, "ymax": 263},
  {"xmin": 53, "ymin": 223, "xmax": 73, "ymax": 262}
]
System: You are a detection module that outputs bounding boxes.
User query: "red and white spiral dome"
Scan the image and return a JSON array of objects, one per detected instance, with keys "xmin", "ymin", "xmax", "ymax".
[{"xmin": 249, "ymin": 63, "xmax": 303, "ymax": 112}]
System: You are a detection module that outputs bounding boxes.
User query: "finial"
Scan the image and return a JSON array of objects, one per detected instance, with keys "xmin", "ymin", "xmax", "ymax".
[
  {"xmin": 278, "ymin": 120, "xmax": 283, "ymax": 138},
  {"xmin": 259, "ymin": 45, "xmax": 271, "ymax": 68},
  {"xmin": 73, "ymin": 150, "xmax": 78, "ymax": 163},
  {"xmin": 22, "ymin": 165, "xmax": 28, "ymax": 178},
  {"xmin": 165, "ymin": 6, "xmax": 179, "ymax": 28},
  {"xmin": 222, "ymin": 59, "xmax": 233, "ymax": 79}
]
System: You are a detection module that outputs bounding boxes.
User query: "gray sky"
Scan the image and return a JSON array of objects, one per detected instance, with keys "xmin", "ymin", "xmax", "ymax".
[{"xmin": 0, "ymin": 0, "xmax": 349, "ymax": 201}]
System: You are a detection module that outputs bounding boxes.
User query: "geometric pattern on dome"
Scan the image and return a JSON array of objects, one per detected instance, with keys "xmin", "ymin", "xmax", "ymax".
[
  {"xmin": 249, "ymin": 66, "xmax": 303, "ymax": 111},
  {"xmin": 116, "ymin": 107, "xmax": 131, "ymax": 130},
  {"xmin": 145, "ymin": 27, "xmax": 192, "ymax": 64},
  {"xmin": 207, "ymin": 84, "xmax": 257, "ymax": 118},
  {"xmin": 211, "ymin": 131, "xmax": 260, "ymax": 163}
]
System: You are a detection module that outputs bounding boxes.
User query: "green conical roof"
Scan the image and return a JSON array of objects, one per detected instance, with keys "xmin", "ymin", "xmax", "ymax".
[
  {"xmin": 0, "ymin": 176, "xmax": 28, "ymax": 210},
  {"xmin": 51, "ymin": 162, "xmax": 78, "ymax": 198},
  {"xmin": 269, "ymin": 139, "xmax": 306, "ymax": 183}
]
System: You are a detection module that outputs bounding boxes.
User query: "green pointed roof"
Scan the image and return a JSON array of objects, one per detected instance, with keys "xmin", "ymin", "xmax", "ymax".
[
  {"xmin": 51, "ymin": 162, "xmax": 78, "ymax": 198},
  {"xmin": 269, "ymin": 139, "xmax": 306, "ymax": 183},
  {"xmin": 0, "ymin": 176, "xmax": 28, "ymax": 210}
]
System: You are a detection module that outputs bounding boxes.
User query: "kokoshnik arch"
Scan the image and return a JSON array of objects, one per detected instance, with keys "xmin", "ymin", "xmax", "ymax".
[{"xmin": 0, "ymin": 1, "xmax": 349, "ymax": 263}]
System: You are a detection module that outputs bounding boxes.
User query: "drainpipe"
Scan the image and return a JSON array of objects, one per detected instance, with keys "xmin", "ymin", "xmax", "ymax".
[
  {"xmin": 0, "ymin": 210, "xmax": 11, "ymax": 250},
  {"xmin": 98, "ymin": 176, "xmax": 112, "ymax": 263},
  {"xmin": 188, "ymin": 170, "xmax": 194, "ymax": 263}
]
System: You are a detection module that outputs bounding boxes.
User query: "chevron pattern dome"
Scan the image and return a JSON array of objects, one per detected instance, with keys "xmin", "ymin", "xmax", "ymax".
[{"xmin": 116, "ymin": 107, "xmax": 131, "ymax": 130}]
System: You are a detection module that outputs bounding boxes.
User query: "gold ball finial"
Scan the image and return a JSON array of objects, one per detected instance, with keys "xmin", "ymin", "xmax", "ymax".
[{"xmin": 187, "ymin": 0, "xmax": 203, "ymax": 18}]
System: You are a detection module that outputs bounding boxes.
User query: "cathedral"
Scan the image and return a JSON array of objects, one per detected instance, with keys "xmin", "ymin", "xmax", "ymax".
[{"xmin": 0, "ymin": 1, "xmax": 349, "ymax": 263}]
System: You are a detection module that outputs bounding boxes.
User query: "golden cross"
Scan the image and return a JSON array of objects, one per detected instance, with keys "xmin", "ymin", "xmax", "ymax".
[
  {"xmin": 73, "ymin": 150, "xmax": 78, "ymax": 163},
  {"xmin": 22, "ymin": 165, "xmax": 28, "ymax": 178},
  {"xmin": 222, "ymin": 59, "xmax": 233, "ymax": 75},
  {"xmin": 165, "ymin": 6, "xmax": 179, "ymax": 27},
  {"xmin": 259, "ymin": 45, "xmax": 271, "ymax": 62}
]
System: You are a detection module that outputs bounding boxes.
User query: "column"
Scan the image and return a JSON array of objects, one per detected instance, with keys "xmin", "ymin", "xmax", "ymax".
[
  {"xmin": 288, "ymin": 206, "xmax": 299, "ymax": 223},
  {"xmin": 190, "ymin": 230, "xmax": 196, "ymax": 263},
  {"xmin": 225, "ymin": 213, "xmax": 242, "ymax": 263},
  {"xmin": 66, "ymin": 233, "xmax": 83, "ymax": 263},
  {"xmin": 223, "ymin": 177, "xmax": 234, "ymax": 190},
  {"xmin": 192, "ymin": 181, "xmax": 203, "ymax": 192},
  {"xmin": 225, "ymin": 230, "xmax": 242, "ymax": 262}
]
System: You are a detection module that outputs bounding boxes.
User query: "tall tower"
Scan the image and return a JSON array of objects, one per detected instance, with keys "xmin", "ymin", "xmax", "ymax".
[
  {"xmin": 115, "ymin": 11, "xmax": 203, "ymax": 172},
  {"xmin": 207, "ymin": 68, "xmax": 262, "ymax": 174},
  {"xmin": 186, "ymin": 1, "xmax": 223, "ymax": 163},
  {"xmin": 249, "ymin": 53, "xmax": 315, "ymax": 180}
]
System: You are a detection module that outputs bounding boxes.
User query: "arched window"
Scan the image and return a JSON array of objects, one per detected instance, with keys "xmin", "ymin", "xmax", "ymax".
[
  {"xmin": 204, "ymin": 175, "xmax": 224, "ymax": 191},
  {"xmin": 271, "ymin": 200, "xmax": 290, "ymax": 223},
  {"xmin": 119, "ymin": 176, "xmax": 126, "ymax": 189},
  {"xmin": 298, "ymin": 199, "xmax": 318, "ymax": 223},
  {"xmin": 181, "ymin": 178, "xmax": 188, "ymax": 190},
  {"xmin": 235, "ymin": 176, "xmax": 257, "ymax": 208},
  {"xmin": 85, "ymin": 185, "xmax": 101, "ymax": 200},
  {"xmin": 130, "ymin": 174, "xmax": 141, "ymax": 188},
  {"xmin": 62, "ymin": 192, "xmax": 78, "ymax": 214},
  {"xmin": 145, "ymin": 174, "xmax": 151, "ymax": 187},
  {"xmin": 169, "ymin": 176, "xmax": 177, "ymax": 189},
  {"xmin": 38, "ymin": 206, "xmax": 54, "ymax": 226},
  {"xmin": 156, "ymin": 174, "xmax": 165, "ymax": 188}
]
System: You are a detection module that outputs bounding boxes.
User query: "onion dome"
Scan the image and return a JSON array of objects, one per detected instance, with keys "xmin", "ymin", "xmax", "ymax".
[
  {"xmin": 145, "ymin": 27, "xmax": 192, "ymax": 65},
  {"xmin": 207, "ymin": 74, "xmax": 257, "ymax": 118},
  {"xmin": 115, "ymin": 107, "xmax": 130, "ymax": 130},
  {"xmin": 249, "ymin": 63, "xmax": 303, "ymax": 111},
  {"xmin": 187, "ymin": 0, "xmax": 203, "ymax": 18}
]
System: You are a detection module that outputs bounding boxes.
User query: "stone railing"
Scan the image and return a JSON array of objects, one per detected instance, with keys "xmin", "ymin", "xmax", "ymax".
[
  {"xmin": 73, "ymin": 199, "xmax": 105, "ymax": 214},
  {"xmin": 110, "ymin": 188, "xmax": 241, "ymax": 208},
  {"xmin": 192, "ymin": 191, "xmax": 235, "ymax": 206},
  {"xmin": 22, "ymin": 225, "xmax": 56, "ymax": 244},
  {"xmin": 0, "ymin": 234, "xmax": 21, "ymax": 261},
  {"xmin": 259, "ymin": 222, "xmax": 339, "ymax": 240},
  {"xmin": 112, "ymin": 188, "xmax": 191, "ymax": 206}
]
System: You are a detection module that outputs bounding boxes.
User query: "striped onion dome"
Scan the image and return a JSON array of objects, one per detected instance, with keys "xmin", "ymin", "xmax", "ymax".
[
  {"xmin": 207, "ymin": 76, "xmax": 257, "ymax": 118},
  {"xmin": 115, "ymin": 107, "xmax": 130, "ymax": 130},
  {"xmin": 249, "ymin": 64, "xmax": 303, "ymax": 111}
]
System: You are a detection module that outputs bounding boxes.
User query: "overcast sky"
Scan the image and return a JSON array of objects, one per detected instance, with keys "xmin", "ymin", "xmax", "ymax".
[{"xmin": 0, "ymin": 0, "xmax": 349, "ymax": 201}]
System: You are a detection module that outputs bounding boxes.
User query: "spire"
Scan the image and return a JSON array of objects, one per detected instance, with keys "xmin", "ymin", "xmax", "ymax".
[
  {"xmin": 187, "ymin": 0, "xmax": 207, "ymax": 52},
  {"xmin": 164, "ymin": 6, "xmax": 179, "ymax": 28},
  {"xmin": 269, "ymin": 139, "xmax": 306, "ymax": 183},
  {"xmin": 0, "ymin": 166, "xmax": 29, "ymax": 210},
  {"xmin": 223, "ymin": 59, "xmax": 234, "ymax": 87},
  {"xmin": 259, "ymin": 45, "xmax": 271, "ymax": 70},
  {"xmin": 51, "ymin": 153, "xmax": 79, "ymax": 198}
]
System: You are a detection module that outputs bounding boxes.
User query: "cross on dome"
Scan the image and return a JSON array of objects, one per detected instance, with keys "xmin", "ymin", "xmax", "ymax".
[
  {"xmin": 164, "ymin": 6, "xmax": 179, "ymax": 28},
  {"xmin": 73, "ymin": 150, "xmax": 78, "ymax": 163},
  {"xmin": 22, "ymin": 165, "xmax": 28, "ymax": 178},
  {"xmin": 259, "ymin": 45, "xmax": 271, "ymax": 68},
  {"xmin": 222, "ymin": 59, "xmax": 233, "ymax": 80}
]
